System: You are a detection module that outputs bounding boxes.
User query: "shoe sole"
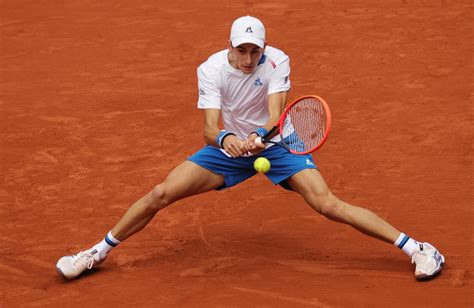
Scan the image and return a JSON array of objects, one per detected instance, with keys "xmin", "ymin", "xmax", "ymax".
[{"xmin": 56, "ymin": 266, "xmax": 71, "ymax": 280}]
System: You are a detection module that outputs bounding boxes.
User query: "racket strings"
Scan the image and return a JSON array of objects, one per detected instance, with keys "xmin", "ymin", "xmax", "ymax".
[{"xmin": 282, "ymin": 97, "xmax": 328, "ymax": 153}]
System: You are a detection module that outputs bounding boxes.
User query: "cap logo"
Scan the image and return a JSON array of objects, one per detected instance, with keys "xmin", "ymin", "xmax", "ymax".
[{"xmin": 245, "ymin": 26, "xmax": 253, "ymax": 33}]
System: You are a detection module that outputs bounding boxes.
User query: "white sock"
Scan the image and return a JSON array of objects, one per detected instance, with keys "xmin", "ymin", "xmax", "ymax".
[
  {"xmin": 92, "ymin": 231, "xmax": 121, "ymax": 260},
  {"xmin": 394, "ymin": 232, "xmax": 421, "ymax": 257}
]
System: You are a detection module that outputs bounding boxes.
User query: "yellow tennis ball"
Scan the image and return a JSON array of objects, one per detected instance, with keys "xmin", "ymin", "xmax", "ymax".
[{"xmin": 254, "ymin": 157, "xmax": 271, "ymax": 174}]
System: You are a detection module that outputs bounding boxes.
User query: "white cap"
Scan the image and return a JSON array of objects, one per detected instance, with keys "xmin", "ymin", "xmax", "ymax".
[{"xmin": 230, "ymin": 16, "xmax": 266, "ymax": 48}]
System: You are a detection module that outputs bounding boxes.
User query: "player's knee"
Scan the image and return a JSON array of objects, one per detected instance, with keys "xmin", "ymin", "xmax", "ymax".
[
  {"xmin": 319, "ymin": 201, "xmax": 342, "ymax": 218},
  {"xmin": 149, "ymin": 184, "xmax": 170, "ymax": 211},
  {"xmin": 313, "ymin": 195, "xmax": 342, "ymax": 218}
]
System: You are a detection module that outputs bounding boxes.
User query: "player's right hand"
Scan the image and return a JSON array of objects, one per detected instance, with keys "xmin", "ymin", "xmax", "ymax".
[
  {"xmin": 245, "ymin": 133, "xmax": 265, "ymax": 155},
  {"xmin": 222, "ymin": 135, "xmax": 249, "ymax": 158}
]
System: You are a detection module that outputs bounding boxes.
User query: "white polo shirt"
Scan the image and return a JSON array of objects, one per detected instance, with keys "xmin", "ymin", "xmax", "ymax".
[{"xmin": 197, "ymin": 46, "xmax": 291, "ymax": 140}]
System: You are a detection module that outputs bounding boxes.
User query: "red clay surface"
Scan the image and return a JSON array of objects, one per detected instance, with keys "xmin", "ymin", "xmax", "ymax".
[{"xmin": 1, "ymin": 0, "xmax": 473, "ymax": 306}]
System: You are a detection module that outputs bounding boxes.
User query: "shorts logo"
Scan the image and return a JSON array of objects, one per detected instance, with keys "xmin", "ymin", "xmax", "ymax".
[
  {"xmin": 306, "ymin": 158, "xmax": 314, "ymax": 166},
  {"xmin": 284, "ymin": 76, "xmax": 289, "ymax": 84},
  {"xmin": 199, "ymin": 88, "xmax": 205, "ymax": 95},
  {"xmin": 254, "ymin": 77, "xmax": 263, "ymax": 86},
  {"xmin": 246, "ymin": 26, "xmax": 253, "ymax": 33}
]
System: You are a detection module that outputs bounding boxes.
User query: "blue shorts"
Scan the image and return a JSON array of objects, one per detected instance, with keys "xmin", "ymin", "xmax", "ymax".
[{"xmin": 188, "ymin": 145, "xmax": 317, "ymax": 190}]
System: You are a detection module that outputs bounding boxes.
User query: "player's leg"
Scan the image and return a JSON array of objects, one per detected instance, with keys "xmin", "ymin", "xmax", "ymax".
[
  {"xmin": 287, "ymin": 168, "xmax": 399, "ymax": 243},
  {"xmin": 286, "ymin": 168, "xmax": 445, "ymax": 280},
  {"xmin": 56, "ymin": 160, "xmax": 225, "ymax": 280},
  {"xmin": 111, "ymin": 160, "xmax": 224, "ymax": 241},
  {"xmin": 263, "ymin": 146, "xmax": 399, "ymax": 242}
]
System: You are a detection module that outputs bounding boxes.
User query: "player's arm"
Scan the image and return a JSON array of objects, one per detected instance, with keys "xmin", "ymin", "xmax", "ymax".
[
  {"xmin": 203, "ymin": 108, "xmax": 221, "ymax": 146},
  {"xmin": 203, "ymin": 108, "xmax": 248, "ymax": 158},
  {"xmin": 247, "ymin": 91, "xmax": 288, "ymax": 152},
  {"xmin": 264, "ymin": 90, "xmax": 288, "ymax": 132}
]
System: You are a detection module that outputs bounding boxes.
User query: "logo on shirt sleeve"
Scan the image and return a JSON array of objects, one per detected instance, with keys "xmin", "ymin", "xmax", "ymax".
[
  {"xmin": 199, "ymin": 88, "xmax": 206, "ymax": 95},
  {"xmin": 254, "ymin": 77, "xmax": 263, "ymax": 86},
  {"xmin": 270, "ymin": 59, "xmax": 276, "ymax": 69}
]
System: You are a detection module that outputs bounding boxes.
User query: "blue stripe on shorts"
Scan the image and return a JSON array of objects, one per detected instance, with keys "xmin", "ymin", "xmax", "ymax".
[{"xmin": 187, "ymin": 145, "xmax": 317, "ymax": 190}]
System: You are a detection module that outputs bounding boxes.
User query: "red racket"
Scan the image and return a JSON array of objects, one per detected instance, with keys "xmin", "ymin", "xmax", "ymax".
[{"xmin": 255, "ymin": 95, "xmax": 331, "ymax": 154}]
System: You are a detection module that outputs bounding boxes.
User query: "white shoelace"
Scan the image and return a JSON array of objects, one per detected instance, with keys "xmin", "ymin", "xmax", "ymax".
[{"xmin": 72, "ymin": 251, "xmax": 95, "ymax": 269}]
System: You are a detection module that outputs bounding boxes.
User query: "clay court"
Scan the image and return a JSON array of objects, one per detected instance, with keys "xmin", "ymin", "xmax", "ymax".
[{"xmin": 1, "ymin": 0, "xmax": 472, "ymax": 306}]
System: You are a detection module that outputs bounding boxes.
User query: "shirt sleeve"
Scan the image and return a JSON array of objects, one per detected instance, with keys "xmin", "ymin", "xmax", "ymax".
[
  {"xmin": 197, "ymin": 64, "xmax": 222, "ymax": 109},
  {"xmin": 268, "ymin": 55, "xmax": 291, "ymax": 95}
]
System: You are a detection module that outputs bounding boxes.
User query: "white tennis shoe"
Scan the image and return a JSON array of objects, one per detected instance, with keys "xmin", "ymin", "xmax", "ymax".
[
  {"xmin": 411, "ymin": 242, "xmax": 445, "ymax": 280},
  {"xmin": 56, "ymin": 249, "xmax": 103, "ymax": 280}
]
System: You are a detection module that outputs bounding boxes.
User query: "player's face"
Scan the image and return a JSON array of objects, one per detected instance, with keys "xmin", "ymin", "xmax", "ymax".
[{"xmin": 228, "ymin": 42, "xmax": 266, "ymax": 74}]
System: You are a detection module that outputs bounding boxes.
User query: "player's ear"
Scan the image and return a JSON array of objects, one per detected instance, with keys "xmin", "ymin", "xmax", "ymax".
[
  {"xmin": 227, "ymin": 40, "xmax": 233, "ymax": 50},
  {"xmin": 263, "ymin": 41, "xmax": 267, "ymax": 50}
]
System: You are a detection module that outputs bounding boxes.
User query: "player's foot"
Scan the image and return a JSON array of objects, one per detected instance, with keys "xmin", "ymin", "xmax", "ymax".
[
  {"xmin": 411, "ymin": 242, "xmax": 445, "ymax": 280},
  {"xmin": 56, "ymin": 248, "xmax": 104, "ymax": 280}
]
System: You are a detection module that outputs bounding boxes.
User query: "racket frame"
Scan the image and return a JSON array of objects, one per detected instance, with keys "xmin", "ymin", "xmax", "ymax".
[{"xmin": 260, "ymin": 95, "xmax": 331, "ymax": 155}]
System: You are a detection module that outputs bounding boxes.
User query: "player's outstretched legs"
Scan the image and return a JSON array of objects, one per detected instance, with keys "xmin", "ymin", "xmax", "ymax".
[
  {"xmin": 56, "ymin": 161, "xmax": 225, "ymax": 280},
  {"xmin": 287, "ymin": 169, "xmax": 445, "ymax": 280}
]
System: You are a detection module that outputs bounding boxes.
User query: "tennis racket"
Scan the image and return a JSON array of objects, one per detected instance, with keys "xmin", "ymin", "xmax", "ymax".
[{"xmin": 255, "ymin": 95, "xmax": 331, "ymax": 155}]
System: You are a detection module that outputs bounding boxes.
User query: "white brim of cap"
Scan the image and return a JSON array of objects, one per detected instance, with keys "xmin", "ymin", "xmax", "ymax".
[{"xmin": 231, "ymin": 36, "xmax": 265, "ymax": 48}]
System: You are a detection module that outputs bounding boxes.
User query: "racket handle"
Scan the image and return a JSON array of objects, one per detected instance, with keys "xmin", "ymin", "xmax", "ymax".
[{"xmin": 261, "ymin": 125, "xmax": 279, "ymax": 143}]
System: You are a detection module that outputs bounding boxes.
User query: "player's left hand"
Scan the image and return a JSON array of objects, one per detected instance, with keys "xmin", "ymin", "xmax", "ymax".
[{"xmin": 222, "ymin": 135, "xmax": 249, "ymax": 158}]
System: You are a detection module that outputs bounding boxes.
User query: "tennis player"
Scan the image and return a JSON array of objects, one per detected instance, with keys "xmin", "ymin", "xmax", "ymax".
[{"xmin": 56, "ymin": 16, "xmax": 445, "ymax": 281}]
